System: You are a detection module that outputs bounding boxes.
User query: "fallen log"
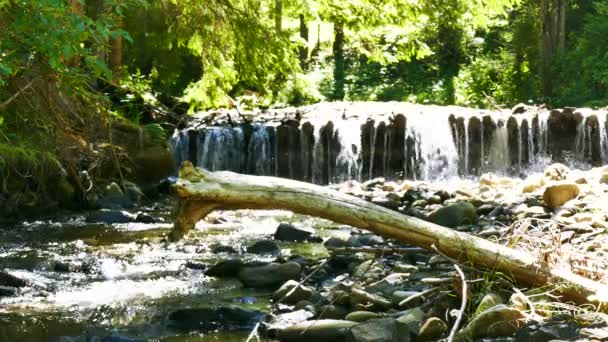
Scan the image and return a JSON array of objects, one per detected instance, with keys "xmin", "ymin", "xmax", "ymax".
[{"xmin": 171, "ymin": 161, "xmax": 608, "ymax": 308}]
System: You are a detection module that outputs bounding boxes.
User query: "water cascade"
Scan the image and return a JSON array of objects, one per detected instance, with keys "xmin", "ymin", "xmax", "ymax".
[{"xmin": 170, "ymin": 102, "xmax": 608, "ymax": 184}]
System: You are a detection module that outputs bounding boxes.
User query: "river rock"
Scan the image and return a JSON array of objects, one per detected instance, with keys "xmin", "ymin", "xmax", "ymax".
[
  {"xmin": 0, "ymin": 286, "xmax": 18, "ymax": 297},
  {"xmin": 274, "ymin": 223, "xmax": 322, "ymax": 242},
  {"xmin": 428, "ymin": 202, "xmax": 478, "ymax": 228},
  {"xmin": 458, "ymin": 304, "xmax": 525, "ymax": 340},
  {"xmin": 474, "ymin": 292, "xmax": 503, "ymax": 316},
  {"xmin": 247, "ymin": 240, "xmax": 281, "ymax": 256},
  {"xmin": 515, "ymin": 322, "xmax": 578, "ymax": 342},
  {"xmin": 522, "ymin": 174, "xmax": 546, "ymax": 193},
  {"xmin": 95, "ymin": 182, "xmax": 133, "ymax": 209},
  {"xmin": 318, "ymin": 304, "xmax": 350, "ymax": 319},
  {"xmin": 123, "ymin": 181, "xmax": 145, "ymax": 202},
  {"xmin": 238, "ymin": 262, "xmax": 301, "ymax": 288},
  {"xmin": 86, "ymin": 209, "xmax": 136, "ymax": 224},
  {"xmin": 365, "ymin": 273, "xmax": 409, "ymax": 296},
  {"xmin": 417, "ymin": 317, "xmax": 448, "ymax": 342},
  {"xmin": 205, "ymin": 258, "xmax": 245, "ymax": 277},
  {"xmin": 544, "ymin": 163, "xmax": 570, "ymax": 181},
  {"xmin": 168, "ymin": 306, "xmax": 267, "ymax": 332},
  {"xmin": 543, "ymin": 182, "xmax": 580, "ymax": 208},
  {"xmin": 273, "ymin": 280, "xmax": 314, "ymax": 304},
  {"xmin": 350, "ymin": 287, "xmax": 392, "ymax": 312},
  {"xmin": 345, "ymin": 311, "xmax": 382, "ymax": 322},
  {"xmin": 210, "ymin": 244, "xmax": 238, "ymax": 254},
  {"xmin": 600, "ymin": 173, "xmax": 608, "ymax": 184},
  {"xmin": 395, "ymin": 307, "xmax": 424, "ymax": 336},
  {"xmin": 346, "ymin": 318, "xmax": 399, "ymax": 342},
  {"xmin": 275, "ymin": 319, "xmax": 358, "ymax": 342}
]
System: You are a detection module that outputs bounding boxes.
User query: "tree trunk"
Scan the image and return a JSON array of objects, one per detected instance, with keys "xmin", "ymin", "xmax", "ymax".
[
  {"xmin": 170, "ymin": 161, "xmax": 608, "ymax": 308},
  {"xmin": 275, "ymin": 0, "xmax": 282, "ymax": 32},
  {"xmin": 541, "ymin": 0, "xmax": 567, "ymax": 99},
  {"xmin": 299, "ymin": 14, "xmax": 309, "ymax": 70},
  {"xmin": 109, "ymin": 17, "xmax": 123, "ymax": 80},
  {"xmin": 332, "ymin": 20, "xmax": 345, "ymax": 100}
]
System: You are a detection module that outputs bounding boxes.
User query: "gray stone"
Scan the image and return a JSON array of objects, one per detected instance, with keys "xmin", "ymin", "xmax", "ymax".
[
  {"xmin": 275, "ymin": 223, "xmax": 322, "ymax": 242},
  {"xmin": 273, "ymin": 280, "xmax": 314, "ymax": 304},
  {"xmin": 428, "ymin": 202, "xmax": 479, "ymax": 228},
  {"xmin": 86, "ymin": 210, "xmax": 136, "ymax": 224},
  {"xmin": 515, "ymin": 322, "xmax": 578, "ymax": 342},
  {"xmin": 276, "ymin": 319, "xmax": 357, "ymax": 342},
  {"xmin": 350, "ymin": 287, "xmax": 392, "ymax": 312},
  {"xmin": 247, "ymin": 240, "xmax": 281, "ymax": 256},
  {"xmin": 365, "ymin": 273, "xmax": 409, "ymax": 296},
  {"xmin": 124, "ymin": 181, "xmax": 145, "ymax": 202},
  {"xmin": 205, "ymin": 259, "xmax": 245, "ymax": 278},
  {"xmin": 395, "ymin": 307, "xmax": 424, "ymax": 336},
  {"xmin": 346, "ymin": 318, "xmax": 399, "ymax": 342},
  {"xmin": 458, "ymin": 304, "xmax": 525, "ymax": 340},
  {"xmin": 318, "ymin": 304, "xmax": 350, "ymax": 319},
  {"xmin": 238, "ymin": 262, "xmax": 301, "ymax": 288},
  {"xmin": 168, "ymin": 306, "xmax": 267, "ymax": 332},
  {"xmin": 345, "ymin": 311, "xmax": 382, "ymax": 322},
  {"xmin": 417, "ymin": 317, "xmax": 448, "ymax": 342}
]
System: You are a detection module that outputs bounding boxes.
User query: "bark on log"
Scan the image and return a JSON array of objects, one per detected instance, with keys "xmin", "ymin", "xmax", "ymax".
[{"xmin": 171, "ymin": 161, "xmax": 608, "ymax": 308}]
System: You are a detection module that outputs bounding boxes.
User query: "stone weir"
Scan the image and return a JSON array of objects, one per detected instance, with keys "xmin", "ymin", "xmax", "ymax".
[{"xmin": 169, "ymin": 102, "xmax": 608, "ymax": 184}]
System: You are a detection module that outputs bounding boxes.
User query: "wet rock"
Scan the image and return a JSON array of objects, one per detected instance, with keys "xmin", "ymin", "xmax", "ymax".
[
  {"xmin": 0, "ymin": 271, "xmax": 27, "ymax": 287},
  {"xmin": 543, "ymin": 182, "xmax": 580, "ymax": 208},
  {"xmin": 0, "ymin": 286, "xmax": 18, "ymax": 297},
  {"xmin": 205, "ymin": 259, "xmax": 246, "ymax": 278},
  {"xmin": 371, "ymin": 196, "xmax": 401, "ymax": 210},
  {"xmin": 366, "ymin": 273, "xmax": 409, "ymax": 296},
  {"xmin": 210, "ymin": 244, "xmax": 238, "ymax": 254},
  {"xmin": 247, "ymin": 240, "xmax": 281, "ymax": 256},
  {"xmin": 394, "ymin": 263, "xmax": 418, "ymax": 273},
  {"xmin": 392, "ymin": 291, "xmax": 421, "ymax": 306},
  {"xmin": 95, "ymin": 182, "xmax": 133, "ymax": 209},
  {"xmin": 274, "ymin": 223, "xmax": 322, "ymax": 242},
  {"xmin": 411, "ymin": 199, "xmax": 428, "ymax": 208},
  {"xmin": 428, "ymin": 202, "xmax": 478, "ymax": 228},
  {"xmin": 544, "ymin": 163, "xmax": 570, "ymax": 181},
  {"xmin": 86, "ymin": 209, "xmax": 136, "ymax": 224},
  {"xmin": 238, "ymin": 262, "xmax": 302, "ymax": 288},
  {"xmin": 270, "ymin": 309, "xmax": 315, "ymax": 328},
  {"xmin": 318, "ymin": 304, "xmax": 350, "ymax": 319},
  {"xmin": 346, "ymin": 318, "xmax": 399, "ymax": 342},
  {"xmin": 275, "ymin": 319, "xmax": 357, "ymax": 342},
  {"xmin": 515, "ymin": 322, "xmax": 578, "ymax": 342},
  {"xmin": 324, "ymin": 237, "xmax": 350, "ymax": 249},
  {"xmin": 458, "ymin": 304, "xmax": 525, "ymax": 340},
  {"xmin": 135, "ymin": 212, "xmax": 158, "ymax": 223},
  {"xmin": 349, "ymin": 234, "xmax": 384, "ymax": 247},
  {"xmin": 345, "ymin": 311, "xmax": 382, "ymax": 322},
  {"xmin": 273, "ymin": 280, "xmax": 314, "ymax": 304},
  {"xmin": 475, "ymin": 292, "xmax": 503, "ymax": 316},
  {"xmin": 168, "ymin": 306, "xmax": 267, "ymax": 332},
  {"xmin": 477, "ymin": 203, "xmax": 497, "ymax": 215},
  {"xmin": 417, "ymin": 317, "xmax": 448, "ymax": 342},
  {"xmin": 395, "ymin": 307, "xmax": 424, "ymax": 336},
  {"xmin": 184, "ymin": 261, "xmax": 207, "ymax": 270},
  {"xmin": 123, "ymin": 181, "xmax": 145, "ymax": 203},
  {"xmin": 350, "ymin": 287, "xmax": 392, "ymax": 312},
  {"xmin": 398, "ymin": 291, "xmax": 427, "ymax": 309}
]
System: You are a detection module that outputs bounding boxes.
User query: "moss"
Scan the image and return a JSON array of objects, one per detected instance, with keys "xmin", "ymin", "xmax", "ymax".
[{"xmin": 0, "ymin": 144, "xmax": 73, "ymax": 218}]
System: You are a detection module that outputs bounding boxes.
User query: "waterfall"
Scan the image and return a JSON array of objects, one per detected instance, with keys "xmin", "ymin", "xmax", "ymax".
[
  {"xmin": 599, "ymin": 111, "xmax": 608, "ymax": 164},
  {"xmin": 198, "ymin": 127, "xmax": 245, "ymax": 172},
  {"xmin": 488, "ymin": 119, "xmax": 510, "ymax": 174},
  {"xmin": 247, "ymin": 125, "xmax": 272, "ymax": 175},
  {"xmin": 169, "ymin": 129, "xmax": 191, "ymax": 170},
  {"xmin": 406, "ymin": 111, "xmax": 459, "ymax": 180},
  {"xmin": 463, "ymin": 118, "xmax": 469, "ymax": 175},
  {"xmin": 333, "ymin": 120, "xmax": 362, "ymax": 183}
]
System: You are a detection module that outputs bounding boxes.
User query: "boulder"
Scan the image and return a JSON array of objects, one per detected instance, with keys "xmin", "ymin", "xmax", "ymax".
[
  {"xmin": 86, "ymin": 210, "xmax": 136, "ymax": 224},
  {"xmin": 474, "ymin": 292, "xmax": 503, "ymax": 316},
  {"xmin": 543, "ymin": 182, "xmax": 580, "ymax": 209},
  {"xmin": 238, "ymin": 262, "xmax": 302, "ymax": 288},
  {"xmin": 346, "ymin": 318, "xmax": 399, "ymax": 342},
  {"xmin": 395, "ymin": 307, "xmax": 424, "ymax": 337},
  {"xmin": 247, "ymin": 240, "xmax": 281, "ymax": 256},
  {"xmin": 345, "ymin": 311, "xmax": 383, "ymax": 322},
  {"xmin": 274, "ymin": 223, "xmax": 322, "ymax": 242},
  {"xmin": 544, "ymin": 163, "xmax": 570, "ymax": 181},
  {"xmin": 417, "ymin": 317, "xmax": 448, "ymax": 342},
  {"xmin": 458, "ymin": 304, "xmax": 525, "ymax": 340},
  {"xmin": 273, "ymin": 280, "xmax": 314, "ymax": 304},
  {"xmin": 428, "ymin": 202, "xmax": 478, "ymax": 228},
  {"xmin": 95, "ymin": 182, "xmax": 133, "ymax": 209},
  {"xmin": 168, "ymin": 306, "xmax": 266, "ymax": 332},
  {"xmin": 350, "ymin": 287, "xmax": 392, "ymax": 312},
  {"xmin": 275, "ymin": 320, "xmax": 358, "ymax": 342},
  {"xmin": 0, "ymin": 271, "xmax": 27, "ymax": 288},
  {"xmin": 205, "ymin": 259, "xmax": 246, "ymax": 278}
]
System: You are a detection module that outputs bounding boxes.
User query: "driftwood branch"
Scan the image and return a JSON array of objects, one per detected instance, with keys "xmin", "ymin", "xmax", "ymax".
[{"xmin": 170, "ymin": 162, "xmax": 608, "ymax": 308}]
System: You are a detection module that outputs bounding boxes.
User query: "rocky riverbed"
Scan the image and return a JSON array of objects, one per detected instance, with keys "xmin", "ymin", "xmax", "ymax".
[{"xmin": 2, "ymin": 163, "xmax": 608, "ymax": 341}]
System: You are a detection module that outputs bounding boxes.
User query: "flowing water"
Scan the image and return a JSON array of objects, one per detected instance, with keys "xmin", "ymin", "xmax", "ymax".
[{"xmin": 0, "ymin": 201, "xmax": 339, "ymax": 341}]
